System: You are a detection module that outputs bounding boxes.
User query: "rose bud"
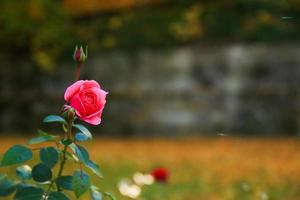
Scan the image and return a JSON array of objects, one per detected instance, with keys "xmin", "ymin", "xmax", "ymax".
[
  {"xmin": 64, "ymin": 80, "xmax": 108, "ymax": 125},
  {"xmin": 73, "ymin": 45, "xmax": 88, "ymax": 63},
  {"xmin": 61, "ymin": 105, "xmax": 76, "ymax": 121},
  {"xmin": 151, "ymin": 167, "xmax": 169, "ymax": 183},
  {"xmin": 67, "ymin": 107, "xmax": 76, "ymax": 121}
]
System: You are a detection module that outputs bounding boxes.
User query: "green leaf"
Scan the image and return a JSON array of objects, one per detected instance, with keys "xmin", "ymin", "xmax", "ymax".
[
  {"xmin": 28, "ymin": 136, "xmax": 57, "ymax": 145},
  {"xmin": 73, "ymin": 124, "xmax": 92, "ymax": 139},
  {"xmin": 65, "ymin": 151, "xmax": 79, "ymax": 163},
  {"xmin": 104, "ymin": 192, "xmax": 116, "ymax": 200},
  {"xmin": 90, "ymin": 185, "xmax": 102, "ymax": 200},
  {"xmin": 16, "ymin": 183, "xmax": 34, "ymax": 191},
  {"xmin": 28, "ymin": 130, "xmax": 58, "ymax": 145},
  {"xmin": 15, "ymin": 186, "xmax": 70, "ymax": 200},
  {"xmin": 75, "ymin": 132, "xmax": 89, "ymax": 142},
  {"xmin": 69, "ymin": 144, "xmax": 89, "ymax": 164},
  {"xmin": 43, "ymin": 115, "xmax": 67, "ymax": 124},
  {"xmin": 61, "ymin": 139, "xmax": 73, "ymax": 146},
  {"xmin": 72, "ymin": 170, "xmax": 90, "ymax": 198},
  {"xmin": 14, "ymin": 186, "xmax": 44, "ymax": 200},
  {"xmin": 69, "ymin": 144, "xmax": 103, "ymax": 178},
  {"xmin": 40, "ymin": 147, "xmax": 59, "ymax": 168},
  {"xmin": 32, "ymin": 163, "xmax": 52, "ymax": 182},
  {"xmin": 86, "ymin": 160, "xmax": 103, "ymax": 178},
  {"xmin": 56, "ymin": 176, "xmax": 72, "ymax": 191},
  {"xmin": 48, "ymin": 192, "xmax": 70, "ymax": 200},
  {"xmin": 16, "ymin": 165, "xmax": 32, "ymax": 180},
  {"xmin": 0, "ymin": 173, "xmax": 16, "ymax": 196},
  {"xmin": 1, "ymin": 145, "xmax": 33, "ymax": 167},
  {"xmin": 38, "ymin": 129, "xmax": 50, "ymax": 136}
]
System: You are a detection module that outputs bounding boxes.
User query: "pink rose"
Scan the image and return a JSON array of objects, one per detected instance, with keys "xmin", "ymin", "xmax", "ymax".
[{"xmin": 64, "ymin": 80, "xmax": 108, "ymax": 125}]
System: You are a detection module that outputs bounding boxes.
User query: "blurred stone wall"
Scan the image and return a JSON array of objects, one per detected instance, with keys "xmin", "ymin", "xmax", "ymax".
[{"xmin": 0, "ymin": 44, "xmax": 299, "ymax": 136}]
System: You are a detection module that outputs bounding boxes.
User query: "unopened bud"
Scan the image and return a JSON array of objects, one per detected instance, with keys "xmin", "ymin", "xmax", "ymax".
[
  {"xmin": 73, "ymin": 45, "xmax": 88, "ymax": 63},
  {"xmin": 67, "ymin": 107, "xmax": 76, "ymax": 121},
  {"xmin": 61, "ymin": 105, "xmax": 76, "ymax": 121}
]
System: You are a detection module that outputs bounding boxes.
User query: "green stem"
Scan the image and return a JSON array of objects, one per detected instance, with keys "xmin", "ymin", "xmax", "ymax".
[
  {"xmin": 57, "ymin": 144, "xmax": 68, "ymax": 176},
  {"xmin": 56, "ymin": 120, "xmax": 73, "ymax": 191},
  {"xmin": 45, "ymin": 180, "xmax": 55, "ymax": 197},
  {"xmin": 56, "ymin": 144, "xmax": 68, "ymax": 192}
]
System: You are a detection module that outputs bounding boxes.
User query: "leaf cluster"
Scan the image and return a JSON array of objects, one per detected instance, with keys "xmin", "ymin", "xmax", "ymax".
[{"xmin": 0, "ymin": 115, "xmax": 115, "ymax": 200}]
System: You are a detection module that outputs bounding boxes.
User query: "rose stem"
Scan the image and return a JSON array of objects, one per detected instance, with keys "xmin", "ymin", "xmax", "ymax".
[
  {"xmin": 56, "ymin": 119, "xmax": 73, "ymax": 191},
  {"xmin": 75, "ymin": 63, "xmax": 82, "ymax": 81},
  {"xmin": 45, "ymin": 180, "xmax": 55, "ymax": 197}
]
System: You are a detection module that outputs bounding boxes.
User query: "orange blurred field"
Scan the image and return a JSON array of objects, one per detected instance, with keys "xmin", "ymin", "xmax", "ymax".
[{"xmin": 1, "ymin": 137, "xmax": 300, "ymax": 199}]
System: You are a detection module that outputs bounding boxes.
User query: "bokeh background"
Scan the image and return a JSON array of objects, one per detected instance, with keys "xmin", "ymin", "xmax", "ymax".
[{"xmin": 0, "ymin": 0, "xmax": 300, "ymax": 199}]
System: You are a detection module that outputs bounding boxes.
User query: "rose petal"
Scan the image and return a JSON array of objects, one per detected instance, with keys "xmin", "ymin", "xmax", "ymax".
[
  {"xmin": 64, "ymin": 80, "xmax": 85, "ymax": 101},
  {"xmin": 69, "ymin": 94, "xmax": 86, "ymax": 117},
  {"xmin": 91, "ymin": 87, "xmax": 108, "ymax": 104},
  {"xmin": 85, "ymin": 107, "xmax": 104, "ymax": 119},
  {"xmin": 82, "ymin": 80, "xmax": 101, "ymax": 89},
  {"xmin": 82, "ymin": 115, "xmax": 101, "ymax": 125}
]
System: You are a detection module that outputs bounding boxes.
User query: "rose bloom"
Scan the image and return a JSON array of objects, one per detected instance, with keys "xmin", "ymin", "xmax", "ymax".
[
  {"xmin": 64, "ymin": 80, "xmax": 108, "ymax": 125},
  {"xmin": 151, "ymin": 167, "xmax": 169, "ymax": 183}
]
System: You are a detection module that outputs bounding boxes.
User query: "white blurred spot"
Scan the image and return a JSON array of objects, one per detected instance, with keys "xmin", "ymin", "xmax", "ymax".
[
  {"xmin": 22, "ymin": 165, "xmax": 32, "ymax": 171},
  {"xmin": 241, "ymin": 182, "xmax": 251, "ymax": 192},
  {"xmin": 118, "ymin": 178, "xmax": 141, "ymax": 199},
  {"xmin": 260, "ymin": 192, "xmax": 269, "ymax": 200},
  {"xmin": 143, "ymin": 174, "xmax": 154, "ymax": 185},
  {"xmin": 133, "ymin": 172, "xmax": 145, "ymax": 186},
  {"xmin": 133, "ymin": 172, "xmax": 154, "ymax": 186}
]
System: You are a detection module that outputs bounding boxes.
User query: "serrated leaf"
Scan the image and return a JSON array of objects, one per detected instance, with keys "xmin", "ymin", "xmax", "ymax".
[
  {"xmin": 16, "ymin": 165, "xmax": 32, "ymax": 180},
  {"xmin": 40, "ymin": 147, "xmax": 59, "ymax": 168},
  {"xmin": 0, "ymin": 173, "xmax": 16, "ymax": 196},
  {"xmin": 72, "ymin": 170, "xmax": 90, "ymax": 198},
  {"xmin": 1, "ymin": 145, "xmax": 33, "ymax": 167},
  {"xmin": 90, "ymin": 185, "xmax": 102, "ymax": 200},
  {"xmin": 56, "ymin": 176, "xmax": 72, "ymax": 191},
  {"xmin": 48, "ymin": 192, "xmax": 70, "ymax": 200},
  {"xmin": 28, "ymin": 131, "xmax": 58, "ymax": 145},
  {"xmin": 73, "ymin": 124, "xmax": 92, "ymax": 139},
  {"xmin": 75, "ymin": 132, "xmax": 89, "ymax": 142},
  {"xmin": 32, "ymin": 163, "xmax": 52, "ymax": 182},
  {"xmin": 14, "ymin": 186, "xmax": 44, "ymax": 200},
  {"xmin": 43, "ymin": 115, "xmax": 67, "ymax": 124}
]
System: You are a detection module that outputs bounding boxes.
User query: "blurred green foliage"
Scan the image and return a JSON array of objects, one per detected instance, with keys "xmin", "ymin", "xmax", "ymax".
[
  {"xmin": 0, "ymin": 0, "xmax": 299, "ymax": 69},
  {"xmin": 0, "ymin": 0, "xmax": 73, "ymax": 71}
]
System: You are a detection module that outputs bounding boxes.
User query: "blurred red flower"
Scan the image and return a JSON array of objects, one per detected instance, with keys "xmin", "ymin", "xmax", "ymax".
[{"xmin": 151, "ymin": 167, "xmax": 169, "ymax": 183}]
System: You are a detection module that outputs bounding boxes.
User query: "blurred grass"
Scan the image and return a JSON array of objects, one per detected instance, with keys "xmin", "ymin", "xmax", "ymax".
[{"xmin": 1, "ymin": 137, "xmax": 300, "ymax": 199}]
